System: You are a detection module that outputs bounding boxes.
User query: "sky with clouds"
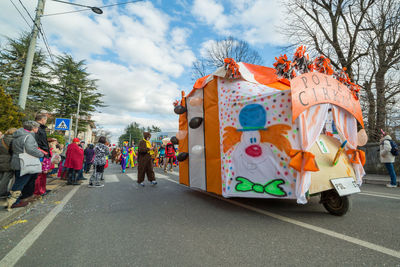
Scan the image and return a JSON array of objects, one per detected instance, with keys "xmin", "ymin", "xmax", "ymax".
[{"xmin": 0, "ymin": 0, "xmax": 288, "ymax": 142}]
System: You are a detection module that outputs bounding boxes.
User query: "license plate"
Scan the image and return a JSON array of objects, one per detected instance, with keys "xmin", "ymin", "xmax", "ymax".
[{"xmin": 330, "ymin": 177, "xmax": 360, "ymax": 196}]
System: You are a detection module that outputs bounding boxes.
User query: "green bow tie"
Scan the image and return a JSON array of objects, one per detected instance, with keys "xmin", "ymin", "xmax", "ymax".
[{"xmin": 235, "ymin": 177, "xmax": 287, "ymax": 197}]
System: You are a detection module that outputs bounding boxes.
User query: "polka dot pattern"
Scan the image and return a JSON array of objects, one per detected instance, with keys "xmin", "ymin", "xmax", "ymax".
[{"xmin": 217, "ymin": 78, "xmax": 302, "ymax": 198}]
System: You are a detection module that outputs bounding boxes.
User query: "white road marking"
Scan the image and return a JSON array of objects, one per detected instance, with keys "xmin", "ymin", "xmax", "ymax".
[
  {"xmin": 159, "ymin": 177, "xmax": 400, "ymax": 259},
  {"xmin": 359, "ymin": 192, "xmax": 400, "ymax": 200},
  {"xmin": 126, "ymin": 173, "xmax": 137, "ymax": 181},
  {"xmin": 105, "ymin": 174, "xmax": 119, "ymax": 183},
  {"xmin": 0, "ymin": 185, "xmax": 81, "ymax": 266},
  {"xmin": 156, "ymin": 173, "xmax": 169, "ymax": 179},
  {"xmin": 171, "ymin": 171, "xmax": 179, "ymax": 176}
]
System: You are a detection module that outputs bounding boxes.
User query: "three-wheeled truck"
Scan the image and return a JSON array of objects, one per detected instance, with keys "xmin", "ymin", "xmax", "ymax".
[{"xmin": 173, "ymin": 57, "xmax": 366, "ymax": 216}]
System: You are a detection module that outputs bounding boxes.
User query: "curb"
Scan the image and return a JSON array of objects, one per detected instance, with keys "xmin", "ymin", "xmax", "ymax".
[
  {"xmin": 363, "ymin": 178, "xmax": 399, "ymax": 186},
  {"xmin": 0, "ymin": 180, "xmax": 66, "ymax": 229}
]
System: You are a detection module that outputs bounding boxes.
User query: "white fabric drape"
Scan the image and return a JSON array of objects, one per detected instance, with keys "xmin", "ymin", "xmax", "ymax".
[
  {"xmin": 331, "ymin": 106, "xmax": 365, "ymax": 185},
  {"xmin": 296, "ymin": 104, "xmax": 330, "ymax": 204}
]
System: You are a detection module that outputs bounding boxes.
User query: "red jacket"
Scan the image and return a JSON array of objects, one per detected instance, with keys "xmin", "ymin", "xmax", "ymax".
[{"xmin": 64, "ymin": 143, "xmax": 84, "ymax": 170}]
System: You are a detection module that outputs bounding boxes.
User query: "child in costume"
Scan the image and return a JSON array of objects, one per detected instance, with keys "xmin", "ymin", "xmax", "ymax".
[
  {"xmin": 120, "ymin": 142, "xmax": 129, "ymax": 173},
  {"xmin": 126, "ymin": 146, "xmax": 136, "ymax": 168}
]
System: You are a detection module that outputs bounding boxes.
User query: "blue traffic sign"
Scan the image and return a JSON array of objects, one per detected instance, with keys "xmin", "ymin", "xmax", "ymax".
[{"xmin": 54, "ymin": 118, "xmax": 71, "ymax": 131}]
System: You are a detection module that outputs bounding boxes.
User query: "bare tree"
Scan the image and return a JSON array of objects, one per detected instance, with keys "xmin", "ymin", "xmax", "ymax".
[
  {"xmin": 362, "ymin": 0, "xmax": 400, "ymax": 139},
  {"xmin": 284, "ymin": 0, "xmax": 375, "ymax": 80},
  {"xmin": 284, "ymin": 0, "xmax": 400, "ymax": 141},
  {"xmin": 192, "ymin": 36, "xmax": 263, "ymax": 80}
]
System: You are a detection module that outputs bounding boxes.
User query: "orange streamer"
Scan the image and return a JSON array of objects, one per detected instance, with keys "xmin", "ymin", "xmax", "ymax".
[
  {"xmin": 289, "ymin": 149, "xmax": 319, "ymax": 172},
  {"xmin": 346, "ymin": 149, "xmax": 366, "ymax": 166}
]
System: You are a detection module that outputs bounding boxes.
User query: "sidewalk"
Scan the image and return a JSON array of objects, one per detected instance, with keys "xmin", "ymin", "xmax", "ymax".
[
  {"xmin": 363, "ymin": 174, "xmax": 398, "ymax": 186},
  {"xmin": 0, "ymin": 178, "xmax": 67, "ymax": 228}
]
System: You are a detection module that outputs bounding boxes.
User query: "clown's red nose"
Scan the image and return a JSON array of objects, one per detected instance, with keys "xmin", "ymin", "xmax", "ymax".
[{"xmin": 245, "ymin": 145, "xmax": 262, "ymax": 157}]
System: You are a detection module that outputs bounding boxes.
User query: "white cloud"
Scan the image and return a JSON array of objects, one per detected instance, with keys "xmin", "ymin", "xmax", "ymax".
[
  {"xmin": 92, "ymin": 112, "xmax": 178, "ymax": 143},
  {"xmin": 191, "ymin": 0, "xmax": 287, "ymax": 45},
  {"xmin": 192, "ymin": 0, "xmax": 230, "ymax": 34}
]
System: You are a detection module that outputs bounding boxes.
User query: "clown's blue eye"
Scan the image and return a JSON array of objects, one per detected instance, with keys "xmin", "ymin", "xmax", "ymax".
[{"xmin": 254, "ymin": 138, "xmax": 257, "ymax": 143}]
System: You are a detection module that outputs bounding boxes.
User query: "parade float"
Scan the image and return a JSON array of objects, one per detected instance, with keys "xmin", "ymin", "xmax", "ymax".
[{"xmin": 172, "ymin": 46, "xmax": 367, "ymax": 216}]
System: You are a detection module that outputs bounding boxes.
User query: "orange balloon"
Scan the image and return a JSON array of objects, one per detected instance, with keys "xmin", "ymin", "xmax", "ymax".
[
  {"xmin": 176, "ymin": 130, "xmax": 187, "ymax": 140},
  {"xmin": 189, "ymin": 97, "xmax": 203, "ymax": 106}
]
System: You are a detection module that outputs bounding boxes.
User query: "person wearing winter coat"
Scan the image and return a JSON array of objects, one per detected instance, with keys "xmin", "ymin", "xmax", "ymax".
[
  {"xmin": 84, "ymin": 144, "xmax": 95, "ymax": 173},
  {"xmin": 137, "ymin": 132, "xmax": 156, "ymax": 186},
  {"xmin": 380, "ymin": 133, "xmax": 397, "ymax": 187},
  {"xmin": 64, "ymin": 138, "xmax": 84, "ymax": 185},
  {"xmin": 0, "ymin": 128, "xmax": 17, "ymax": 197},
  {"xmin": 22, "ymin": 113, "xmax": 50, "ymax": 199},
  {"xmin": 7, "ymin": 122, "xmax": 44, "ymax": 210},
  {"xmin": 89, "ymin": 136, "xmax": 109, "ymax": 188}
]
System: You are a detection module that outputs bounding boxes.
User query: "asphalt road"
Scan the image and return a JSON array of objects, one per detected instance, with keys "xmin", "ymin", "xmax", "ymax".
[{"xmin": 0, "ymin": 163, "xmax": 399, "ymax": 266}]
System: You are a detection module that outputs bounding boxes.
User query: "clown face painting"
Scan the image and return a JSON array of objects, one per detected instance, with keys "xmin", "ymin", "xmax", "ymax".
[{"xmin": 219, "ymin": 80, "xmax": 299, "ymax": 198}]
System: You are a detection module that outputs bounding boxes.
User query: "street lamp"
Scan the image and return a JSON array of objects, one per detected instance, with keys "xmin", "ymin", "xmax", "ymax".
[
  {"xmin": 17, "ymin": 0, "xmax": 103, "ymax": 110},
  {"xmin": 51, "ymin": 0, "xmax": 103, "ymax": 14}
]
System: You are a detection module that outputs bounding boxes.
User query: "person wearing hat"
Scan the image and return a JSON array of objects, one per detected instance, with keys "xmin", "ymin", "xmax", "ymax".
[
  {"xmin": 20, "ymin": 113, "xmax": 51, "ymax": 201},
  {"xmin": 137, "ymin": 132, "xmax": 156, "ymax": 186},
  {"xmin": 64, "ymin": 138, "xmax": 84, "ymax": 185}
]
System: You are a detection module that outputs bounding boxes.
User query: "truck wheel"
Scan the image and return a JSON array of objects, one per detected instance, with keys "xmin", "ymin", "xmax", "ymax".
[{"xmin": 320, "ymin": 189, "xmax": 351, "ymax": 216}]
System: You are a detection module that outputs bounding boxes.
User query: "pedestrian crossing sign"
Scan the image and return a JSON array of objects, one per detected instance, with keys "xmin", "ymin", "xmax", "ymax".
[{"xmin": 55, "ymin": 118, "xmax": 71, "ymax": 131}]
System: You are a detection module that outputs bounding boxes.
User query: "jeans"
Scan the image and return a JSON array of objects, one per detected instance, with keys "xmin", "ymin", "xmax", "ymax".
[
  {"xmin": 77, "ymin": 168, "xmax": 84, "ymax": 180},
  {"xmin": 84, "ymin": 162, "xmax": 92, "ymax": 173},
  {"xmin": 68, "ymin": 169, "xmax": 78, "ymax": 183},
  {"xmin": 12, "ymin": 171, "xmax": 36, "ymax": 204},
  {"xmin": 384, "ymin": 163, "xmax": 397, "ymax": 185}
]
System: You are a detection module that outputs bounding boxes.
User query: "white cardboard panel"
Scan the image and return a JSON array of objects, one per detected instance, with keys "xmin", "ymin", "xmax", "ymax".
[{"xmin": 187, "ymin": 89, "xmax": 206, "ymax": 190}]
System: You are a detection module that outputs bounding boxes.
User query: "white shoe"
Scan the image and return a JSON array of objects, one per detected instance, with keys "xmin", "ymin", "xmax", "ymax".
[
  {"xmin": 151, "ymin": 181, "xmax": 158, "ymax": 185},
  {"xmin": 386, "ymin": 184, "xmax": 397, "ymax": 188},
  {"xmin": 139, "ymin": 182, "xmax": 145, "ymax": 187}
]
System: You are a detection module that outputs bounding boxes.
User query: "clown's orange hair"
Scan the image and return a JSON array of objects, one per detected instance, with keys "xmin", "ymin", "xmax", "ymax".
[
  {"xmin": 222, "ymin": 126, "xmax": 242, "ymax": 153},
  {"xmin": 260, "ymin": 124, "xmax": 292, "ymax": 155}
]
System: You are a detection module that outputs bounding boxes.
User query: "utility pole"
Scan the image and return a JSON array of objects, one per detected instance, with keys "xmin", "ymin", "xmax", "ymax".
[
  {"xmin": 74, "ymin": 90, "xmax": 82, "ymax": 138},
  {"xmin": 18, "ymin": 0, "xmax": 46, "ymax": 110},
  {"xmin": 68, "ymin": 115, "xmax": 73, "ymax": 143}
]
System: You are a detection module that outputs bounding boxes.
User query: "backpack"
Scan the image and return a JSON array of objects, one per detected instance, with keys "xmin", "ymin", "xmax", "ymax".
[
  {"xmin": 389, "ymin": 140, "xmax": 399, "ymax": 156},
  {"xmin": 166, "ymin": 144, "xmax": 175, "ymax": 157}
]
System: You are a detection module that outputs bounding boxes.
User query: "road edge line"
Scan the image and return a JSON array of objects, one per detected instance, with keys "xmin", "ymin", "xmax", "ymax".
[
  {"xmin": 0, "ymin": 185, "xmax": 81, "ymax": 266},
  {"xmin": 159, "ymin": 176, "xmax": 400, "ymax": 259}
]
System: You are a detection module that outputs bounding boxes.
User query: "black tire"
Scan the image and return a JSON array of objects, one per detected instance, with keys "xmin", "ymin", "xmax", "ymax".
[{"xmin": 321, "ymin": 189, "xmax": 351, "ymax": 216}]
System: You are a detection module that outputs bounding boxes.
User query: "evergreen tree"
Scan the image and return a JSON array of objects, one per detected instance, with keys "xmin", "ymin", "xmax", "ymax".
[
  {"xmin": 51, "ymin": 54, "xmax": 104, "ymax": 134},
  {"xmin": 0, "ymin": 86, "xmax": 24, "ymax": 132},
  {"xmin": 119, "ymin": 122, "xmax": 161, "ymax": 146},
  {"xmin": 0, "ymin": 33, "xmax": 54, "ymax": 114}
]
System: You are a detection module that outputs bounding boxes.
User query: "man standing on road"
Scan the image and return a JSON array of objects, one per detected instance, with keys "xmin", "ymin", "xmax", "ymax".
[
  {"xmin": 380, "ymin": 131, "xmax": 397, "ymax": 188},
  {"xmin": 137, "ymin": 132, "xmax": 156, "ymax": 186}
]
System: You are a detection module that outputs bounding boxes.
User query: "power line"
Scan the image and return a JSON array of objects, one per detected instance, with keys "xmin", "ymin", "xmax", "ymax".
[
  {"xmin": 9, "ymin": 0, "xmax": 31, "ymax": 28},
  {"xmin": 39, "ymin": 22, "xmax": 56, "ymax": 65},
  {"xmin": 16, "ymin": 0, "xmax": 56, "ymax": 65},
  {"xmin": 18, "ymin": 0, "xmax": 35, "ymax": 22},
  {"xmin": 43, "ymin": 0, "xmax": 144, "ymax": 17}
]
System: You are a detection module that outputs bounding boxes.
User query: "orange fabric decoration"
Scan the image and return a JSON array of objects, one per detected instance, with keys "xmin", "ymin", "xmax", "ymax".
[
  {"xmin": 224, "ymin": 58, "xmax": 241, "ymax": 79},
  {"xmin": 346, "ymin": 149, "xmax": 366, "ymax": 166},
  {"xmin": 222, "ymin": 126, "xmax": 242, "ymax": 153},
  {"xmin": 289, "ymin": 149, "xmax": 319, "ymax": 172},
  {"xmin": 259, "ymin": 124, "xmax": 292, "ymax": 155}
]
